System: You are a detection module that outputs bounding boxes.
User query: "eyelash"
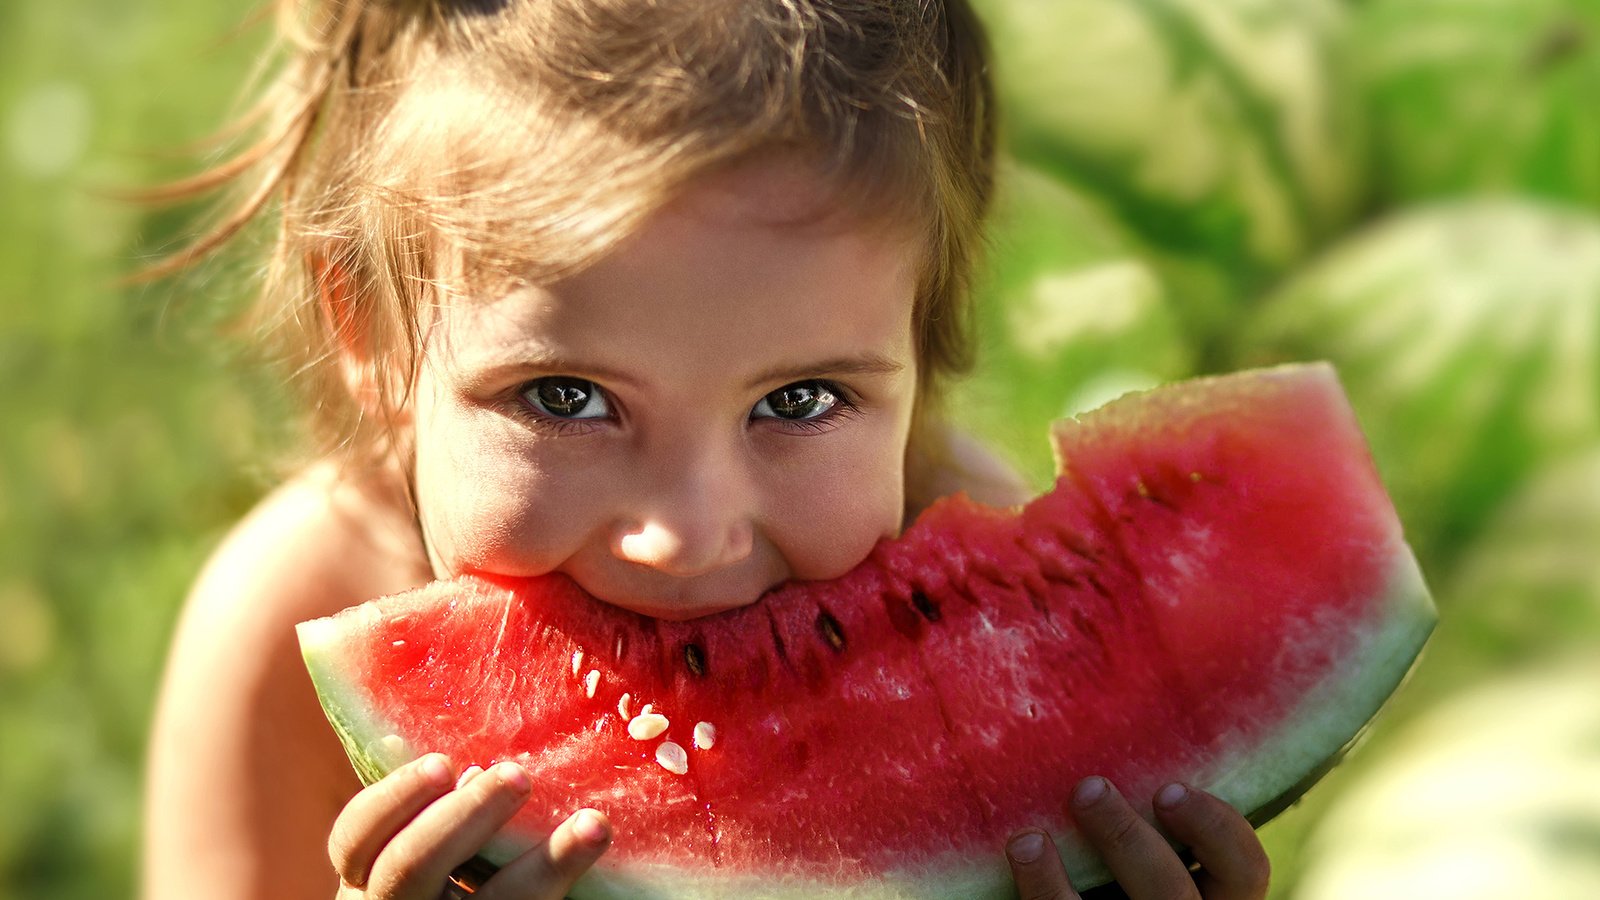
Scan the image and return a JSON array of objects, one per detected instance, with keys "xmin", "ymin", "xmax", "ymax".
[
  {"xmin": 514, "ymin": 408, "xmax": 608, "ymax": 437},
  {"xmin": 758, "ymin": 381, "xmax": 860, "ymax": 434},
  {"xmin": 508, "ymin": 378, "xmax": 860, "ymax": 435},
  {"xmin": 509, "ymin": 383, "xmax": 614, "ymax": 437}
]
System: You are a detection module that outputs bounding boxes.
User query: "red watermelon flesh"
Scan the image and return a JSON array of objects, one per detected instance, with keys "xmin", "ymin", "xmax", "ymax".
[{"xmin": 297, "ymin": 363, "xmax": 1435, "ymax": 898}]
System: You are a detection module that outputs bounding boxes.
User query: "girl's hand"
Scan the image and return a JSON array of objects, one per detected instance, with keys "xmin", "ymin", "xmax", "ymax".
[
  {"xmin": 1006, "ymin": 777, "xmax": 1270, "ymax": 900},
  {"xmin": 329, "ymin": 754, "xmax": 611, "ymax": 900}
]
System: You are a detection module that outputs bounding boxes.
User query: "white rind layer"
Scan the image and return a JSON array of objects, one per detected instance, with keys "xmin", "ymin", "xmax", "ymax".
[
  {"xmin": 296, "ymin": 615, "xmax": 418, "ymax": 786},
  {"xmin": 567, "ymin": 858, "xmax": 1018, "ymax": 900},
  {"xmin": 1201, "ymin": 544, "xmax": 1435, "ymax": 813}
]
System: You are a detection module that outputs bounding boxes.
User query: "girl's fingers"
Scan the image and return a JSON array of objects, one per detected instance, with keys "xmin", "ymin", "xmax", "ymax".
[
  {"xmin": 476, "ymin": 808, "xmax": 613, "ymax": 900},
  {"xmin": 1006, "ymin": 828, "xmax": 1081, "ymax": 900},
  {"xmin": 1152, "ymin": 784, "xmax": 1270, "ymax": 900},
  {"xmin": 329, "ymin": 753, "xmax": 457, "ymax": 889},
  {"xmin": 1071, "ymin": 777, "xmax": 1200, "ymax": 900},
  {"xmin": 364, "ymin": 761, "xmax": 534, "ymax": 900}
]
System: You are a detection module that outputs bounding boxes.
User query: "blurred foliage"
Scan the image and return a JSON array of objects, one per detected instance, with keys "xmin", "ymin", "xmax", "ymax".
[
  {"xmin": 1, "ymin": 2, "xmax": 293, "ymax": 898},
  {"xmin": 1294, "ymin": 659, "xmax": 1600, "ymax": 899},
  {"xmin": 975, "ymin": 0, "xmax": 1366, "ymax": 366},
  {"xmin": 1245, "ymin": 199, "xmax": 1600, "ymax": 567},
  {"xmin": 1355, "ymin": 0, "xmax": 1600, "ymax": 211},
  {"xmin": 3, "ymin": 0, "xmax": 1597, "ymax": 897}
]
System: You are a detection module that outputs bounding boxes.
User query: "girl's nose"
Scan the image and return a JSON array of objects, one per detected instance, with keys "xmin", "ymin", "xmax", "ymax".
[
  {"xmin": 613, "ymin": 517, "xmax": 754, "ymax": 578},
  {"xmin": 610, "ymin": 445, "xmax": 756, "ymax": 578}
]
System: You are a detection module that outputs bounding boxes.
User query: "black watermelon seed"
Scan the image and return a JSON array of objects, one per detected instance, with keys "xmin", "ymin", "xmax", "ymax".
[
  {"xmin": 816, "ymin": 610, "xmax": 846, "ymax": 651},
  {"xmin": 910, "ymin": 591, "xmax": 942, "ymax": 623},
  {"xmin": 683, "ymin": 642, "xmax": 706, "ymax": 677}
]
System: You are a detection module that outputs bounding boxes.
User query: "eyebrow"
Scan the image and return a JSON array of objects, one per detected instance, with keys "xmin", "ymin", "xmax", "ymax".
[
  {"xmin": 744, "ymin": 353, "xmax": 906, "ymax": 390},
  {"xmin": 459, "ymin": 344, "xmax": 904, "ymax": 392},
  {"xmin": 458, "ymin": 345, "xmax": 646, "ymax": 391}
]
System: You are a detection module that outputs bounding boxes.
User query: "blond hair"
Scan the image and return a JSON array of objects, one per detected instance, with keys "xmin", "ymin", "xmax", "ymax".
[{"xmin": 165, "ymin": 0, "xmax": 995, "ymax": 490}]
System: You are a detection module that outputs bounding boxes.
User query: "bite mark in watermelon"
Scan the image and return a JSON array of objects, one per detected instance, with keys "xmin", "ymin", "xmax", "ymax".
[{"xmin": 297, "ymin": 363, "xmax": 1435, "ymax": 898}]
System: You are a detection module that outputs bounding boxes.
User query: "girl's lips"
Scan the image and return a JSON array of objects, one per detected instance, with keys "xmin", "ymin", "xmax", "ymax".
[
  {"xmin": 582, "ymin": 585, "xmax": 769, "ymax": 622},
  {"xmin": 457, "ymin": 564, "xmax": 787, "ymax": 621}
]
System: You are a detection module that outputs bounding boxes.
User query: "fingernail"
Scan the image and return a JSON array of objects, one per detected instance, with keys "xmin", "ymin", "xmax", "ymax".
[
  {"xmin": 495, "ymin": 762, "xmax": 531, "ymax": 793},
  {"xmin": 1073, "ymin": 776, "xmax": 1109, "ymax": 807},
  {"xmin": 455, "ymin": 764, "xmax": 484, "ymax": 789},
  {"xmin": 1156, "ymin": 782, "xmax": 1189, "ymax": 810},
  {"xmin": 422, "ymin": 754, "xmax": 453, "ymax": 786},
  {"xmin": 573, "ymin": 809, "xmax": 611, "ymax": 848},
  {"xmin": 1007, "ymin": 831, "xmax": 1046, "ymax": 864}
]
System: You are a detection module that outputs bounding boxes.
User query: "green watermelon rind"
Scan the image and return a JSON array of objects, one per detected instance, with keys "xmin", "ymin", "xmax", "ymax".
[
  {"xmin": 298, "ymin": 612, "xmax": 423, "ymax": 786},
  {"xmin": 1205, "ymin": 545, "xmax": 1433, "ymax": 818},
  {"xmin": 297, "ymin": 546, "xmax": 1434, "ymax": 898}
]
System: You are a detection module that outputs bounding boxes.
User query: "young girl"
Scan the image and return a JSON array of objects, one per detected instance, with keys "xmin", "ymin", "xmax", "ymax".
[{"xmin": 141, "ymin": 1, "xmax": 1271, "ymax": 898}]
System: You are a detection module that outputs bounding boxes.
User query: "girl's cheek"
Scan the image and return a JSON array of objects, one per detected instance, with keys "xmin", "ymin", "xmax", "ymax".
[
  {"xmin": 418, "ymin": 427, "xmax": 594, "ymax": 576},
  {"xmin": 768, "ymin": 432, "xmax": 906, "ymax": 580},
  {"xmin": 427, "ymin": 484, "xmax": 570, "ymax": 575}
]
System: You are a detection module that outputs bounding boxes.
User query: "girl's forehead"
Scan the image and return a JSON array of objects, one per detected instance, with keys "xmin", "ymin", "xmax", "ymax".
[
  {"xmin": 433, "ymin": 152, "xmax": 925, "ymax": 327},
  {"xmin": 430, "ymin": 158, "xmax": 921, "ymax": 369},
  {"xmin": 678, "ymin": 156, "xmax": 833, "ymax": 226},
  {"xmin": 667, "ymin": 153, "xmax": 915, "ymax": 237}
]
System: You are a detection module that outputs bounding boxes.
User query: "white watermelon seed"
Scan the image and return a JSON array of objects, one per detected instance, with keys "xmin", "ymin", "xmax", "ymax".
[
  {"xmin": 641, "ymin": 703, "xmax": 654, "ymax": 716},
  {"xmin": 693, "ymin": 721, "xmax": 716, "ymax": 750},
  {"xmin": 571, "ymin": 649, "xmax": 584, "ymax": 676},
  {"xmin": 628, "ymin": 712, "xmax": 670, "ymax": 740},
  {"xmin": 618, "ymin": 692, "xmax": 632, "ymax": 720},
  {"xmin": 584, "ymin": 669, "xmax": 600, "ymax": 698},
  {"xmin": 379, "ymin": 734, "xmax": 406, "ymax": 758},
  {"xmin": 655, "ymin": 741, "xmax": 689, "ymax": 775},
  {"xmin": 391, "ymin": 640, "xmax": 406, "ymax": 648}
]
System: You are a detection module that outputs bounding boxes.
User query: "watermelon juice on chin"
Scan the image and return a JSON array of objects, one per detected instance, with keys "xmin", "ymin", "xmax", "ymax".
[{"xmin": 299, "ymin": 364, "xmax": 1436, "ymax": 900}]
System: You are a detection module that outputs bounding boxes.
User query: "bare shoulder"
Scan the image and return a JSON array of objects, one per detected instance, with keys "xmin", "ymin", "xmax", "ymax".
[
  {"xmin": 906, "ymin": 422, "xmax": 1035, "ymax": 520},
  {"xmin": 189, "ymin": 459, "xmax": 431, "ymax": 618},
  {"xmin": 142, "ymin": 460, "xmax": 430, "ymax": 900},
  {"xmin": 162, "ymin": 461, "xmax": 430, "ymax": 708}
]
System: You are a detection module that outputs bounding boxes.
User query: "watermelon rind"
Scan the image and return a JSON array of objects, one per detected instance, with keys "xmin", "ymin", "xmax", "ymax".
[
  {"xmin": 1205, "ymin": 547, "xmax": 1432, "ymax": 823},
  {"xmin": 298, "ymin": 614, "xmax": 421, "ymax": 786}
]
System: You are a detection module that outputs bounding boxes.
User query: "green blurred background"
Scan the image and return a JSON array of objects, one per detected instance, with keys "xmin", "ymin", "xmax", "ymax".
[{"xmin": 3, "ymin": 0, "xmax": 1598, "ymax": 897}]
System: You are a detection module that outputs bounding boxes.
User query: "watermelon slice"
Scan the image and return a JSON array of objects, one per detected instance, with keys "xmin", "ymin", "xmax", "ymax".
[{"xmin": 297, "ymin": 363, "xmax": 1434, "ymax": 898}]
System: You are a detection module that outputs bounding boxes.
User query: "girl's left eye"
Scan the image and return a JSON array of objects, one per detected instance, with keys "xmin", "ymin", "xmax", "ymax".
[
  {"xmin": 522, "ymin": 376, "xmax": 610, "ymax": 420},
  {"xmin": 751, "ymin": 380, "xmax": 841, "ymax": 421}
]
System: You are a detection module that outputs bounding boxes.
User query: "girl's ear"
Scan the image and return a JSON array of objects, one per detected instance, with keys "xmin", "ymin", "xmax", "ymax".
[{"xmin": 310, "ymin": 251, "xmax": 390, "ymax": 420}]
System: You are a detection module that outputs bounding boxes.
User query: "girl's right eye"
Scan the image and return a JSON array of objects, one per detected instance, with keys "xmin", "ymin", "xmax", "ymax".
[{"xmin": 521, "ymin": 376, "xmax": 611, "ymax": 420}]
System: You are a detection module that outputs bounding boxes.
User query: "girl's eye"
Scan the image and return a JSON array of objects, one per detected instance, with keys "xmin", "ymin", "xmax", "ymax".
[
  {"xmin": 752, "ymin": 380, "xmax": 840, "ymax": 421},
  {"xmin": 523, "ymin": 376, "xmax": 610, "ymax": 420}
]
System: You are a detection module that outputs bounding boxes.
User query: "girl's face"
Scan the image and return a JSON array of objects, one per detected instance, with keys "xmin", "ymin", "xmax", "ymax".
[{"xmin": 407, "ymin": 159, "xmax": 921, "ymax": 620}]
